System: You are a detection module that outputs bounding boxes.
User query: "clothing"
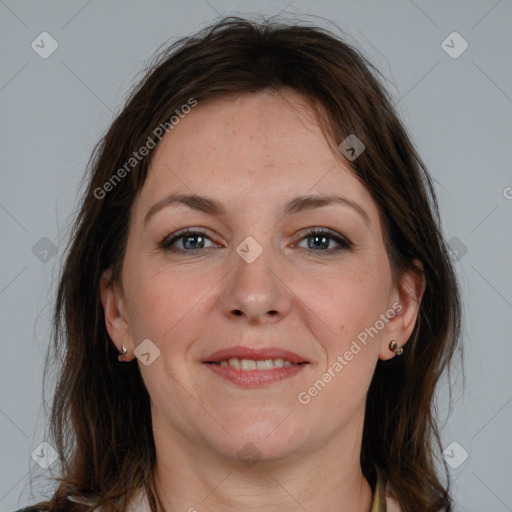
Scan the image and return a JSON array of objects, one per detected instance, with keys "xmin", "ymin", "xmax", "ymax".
[{"xmin": 371, "ymin": 464, "xmax": 388, "ymax": 512}]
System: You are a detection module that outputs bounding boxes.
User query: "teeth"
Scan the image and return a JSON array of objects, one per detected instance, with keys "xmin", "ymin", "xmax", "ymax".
[
  {"xmin": 241, "ymin": 359, "xmax": 256, "ymax": 370},
  {"xmin": 229, "ymin": 358, "xmax": 240, "ymax": 369},
  {"xmin": 256, "ymin": 359, "xmax": 273, "ymax": 370},
  {"xmin": 215, "ymin": 358, "xmax": 296, "ymax": 370}
]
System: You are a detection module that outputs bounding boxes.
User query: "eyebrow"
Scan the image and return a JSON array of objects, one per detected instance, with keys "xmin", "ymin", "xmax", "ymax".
[{"xmin": 144, "ymin": 193, "xmax": 371, "ymax": 229}]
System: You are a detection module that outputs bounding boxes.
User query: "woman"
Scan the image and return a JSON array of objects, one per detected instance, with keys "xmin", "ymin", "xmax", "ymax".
[{"xmin": 20, "ymin": 16, "xmax": 461, "ymax": 512}]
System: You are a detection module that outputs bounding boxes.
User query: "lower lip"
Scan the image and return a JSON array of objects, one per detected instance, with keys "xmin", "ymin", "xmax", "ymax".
[{"xmin": 203, "ymin": 363, "xmax": 308, "ymax": 387}]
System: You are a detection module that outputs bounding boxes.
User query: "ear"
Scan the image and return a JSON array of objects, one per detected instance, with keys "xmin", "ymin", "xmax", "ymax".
[
  {"xmin": 100, "ymin": 268, "xmax": 134, "ymax": 361},
  {"xmin": 379, "ymin": 259, "xmax": 426, "ymax": 360}
]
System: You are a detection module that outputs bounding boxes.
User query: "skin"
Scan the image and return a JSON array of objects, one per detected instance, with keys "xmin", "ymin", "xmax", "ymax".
[{"xmin": 101, "ymin": 89, "xmax": 423, "ymax": 512}]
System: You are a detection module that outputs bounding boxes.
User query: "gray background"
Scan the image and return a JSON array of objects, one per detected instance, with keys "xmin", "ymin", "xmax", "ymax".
[{"xmin": 1, "ymin": 1, "xmax": 511, "ymax": 511}]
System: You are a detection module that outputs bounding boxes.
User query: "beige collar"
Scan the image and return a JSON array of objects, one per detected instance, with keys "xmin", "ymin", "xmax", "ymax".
[
  {"xmin": 126, "ymin": 487, "xmax": 152, "ymax": 512},
  {"xmin": 67, "ymin": 487, "xmax": 151, "ymax": 512}
]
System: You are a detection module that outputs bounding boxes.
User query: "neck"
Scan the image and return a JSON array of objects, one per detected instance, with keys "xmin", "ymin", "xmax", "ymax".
[{"xmin": 152, "ymin": 419, "xmax": 373, "ymax": 512}]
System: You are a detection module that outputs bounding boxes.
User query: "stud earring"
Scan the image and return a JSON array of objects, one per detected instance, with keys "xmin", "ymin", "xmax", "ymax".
[
  {"xmin": 389, "ymin": 340, "xmax": 403, "ymax": 356},
  {"xmin": 117, "ymin": 345, "xmax": 127, "ymax": 362}
]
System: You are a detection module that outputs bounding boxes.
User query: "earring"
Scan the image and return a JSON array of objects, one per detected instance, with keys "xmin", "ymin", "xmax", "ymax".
[
  {"xmin": 117, "ymin": 345, "xmax": 127, "ymax": 362},
  {"xmin": 389, "ymin": 340, "xmax": 403, "ymax": 356}
]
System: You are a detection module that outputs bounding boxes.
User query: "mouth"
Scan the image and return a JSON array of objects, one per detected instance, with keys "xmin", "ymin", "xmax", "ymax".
[
  {"xmin": 202, "ymin": 346, "xmax": 310, "ymax": 388},
  {"xmin": 206, "ymin": 357, "xmax": 306, "ymax": 370}
]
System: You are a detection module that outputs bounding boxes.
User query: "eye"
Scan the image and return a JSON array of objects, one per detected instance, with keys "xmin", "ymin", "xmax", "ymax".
[
  {"xmin": 294, "ymin": 228, "xmax": 353, "ymax": 253},
  {"xmin": 159, "ymin": 228, "xmax": 217, "ymax": 252},
  {"xmin": 159, "ymin": 227, "xmax": 352, "ymax": 255}
]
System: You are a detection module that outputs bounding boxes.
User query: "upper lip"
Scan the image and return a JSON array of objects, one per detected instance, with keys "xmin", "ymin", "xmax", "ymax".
[{"xmin": 203, "ymin": 346, "xmax": 309, "ymax": 364}]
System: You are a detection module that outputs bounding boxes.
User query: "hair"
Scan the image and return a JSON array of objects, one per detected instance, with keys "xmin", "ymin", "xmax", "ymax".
[{"xmin": 29, "ymin": 15, "xmax": 462, "ymax": 512}]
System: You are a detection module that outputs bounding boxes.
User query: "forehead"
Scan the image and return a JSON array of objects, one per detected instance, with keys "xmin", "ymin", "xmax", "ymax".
[{"xmin": 135, "ymin": 90, "xmax": 378, "ymax": 223}]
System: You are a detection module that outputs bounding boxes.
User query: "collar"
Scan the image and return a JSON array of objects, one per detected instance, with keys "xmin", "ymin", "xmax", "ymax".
[
  {"xmin": 66, "ymin": 488, "xmax": 151, "ymax": 512},
  {"xmin": 370, "ymin": 464, "xmax": 387, "ymax": 512},
  {"xmin": 126, "ymin": 487, "xmax": 151, "ymax": 512}
]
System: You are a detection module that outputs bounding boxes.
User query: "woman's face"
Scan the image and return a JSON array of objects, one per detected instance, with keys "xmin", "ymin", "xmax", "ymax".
[{"xmin": 102, "ymin": 89, "xmax": 421, "ymax": 465}]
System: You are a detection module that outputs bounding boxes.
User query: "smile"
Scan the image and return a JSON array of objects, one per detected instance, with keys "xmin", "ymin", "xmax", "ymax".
[
  {"xmin": 211, "ymin": 357, "xmax": 296, "ymax": 370},
  {"xmin": 203, "ymin": 359, "xmax": 309, "ymax": 387}
]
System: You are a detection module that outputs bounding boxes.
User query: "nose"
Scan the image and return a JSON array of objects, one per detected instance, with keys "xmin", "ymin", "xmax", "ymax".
[{"xmin": 220, "ymin": 242, "xmax": 292, "ymax": 325}]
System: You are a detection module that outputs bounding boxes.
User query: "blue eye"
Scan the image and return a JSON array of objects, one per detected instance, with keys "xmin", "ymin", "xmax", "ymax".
[
  {"xmin": 160, "ymin": 229, "xmax": 216, "ymax": 252},
  {"xmin": 159, "ymin": 227, "xmax": 352, "ymax": 254},
  {"xmin": 295, "ymin": 229, "xmax": 352, "ymax": 253}
]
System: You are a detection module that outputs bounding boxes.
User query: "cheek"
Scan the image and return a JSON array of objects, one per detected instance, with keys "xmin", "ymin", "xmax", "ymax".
[
  {"xmin": 299, "ymin": 267, "xmax": 389, "ymax": 412},
  {"xmin": 313, "ymin": 262, "xmax": 389, "ymax": 332},
  {"xmin": 123, "ymin": 260, "xmax": 212, "ymax": 346},
  {"xmin": 301, "ymin": 256, "xmax": 392, "ymax": 378}
]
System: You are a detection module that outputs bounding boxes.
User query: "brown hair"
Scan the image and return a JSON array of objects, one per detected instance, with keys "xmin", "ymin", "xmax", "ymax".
[{"xmin": 32, "ymin": 15, "xmax": 462, "ymax": 512}]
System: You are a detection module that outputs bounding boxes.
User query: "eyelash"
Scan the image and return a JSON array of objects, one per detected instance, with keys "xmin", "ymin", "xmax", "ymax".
[{"xmin": 159, "ymin": 227, "xmax": 353, "ymax": 255}]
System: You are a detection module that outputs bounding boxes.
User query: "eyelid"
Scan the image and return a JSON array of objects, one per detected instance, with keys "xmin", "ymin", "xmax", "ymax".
[
  {"xmin": 159, "ymin": 227, "xmax": 219, "ymax": 251},
  {"xmin": 293, "ymin": 227, "xmax": 353, "ymax": 248},
  {"xmin": 159, "ymin": 226, "xmax": 353, "ymax": 253}
]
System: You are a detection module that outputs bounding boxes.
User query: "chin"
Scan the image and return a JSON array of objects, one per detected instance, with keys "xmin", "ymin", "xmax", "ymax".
[{"xmin": 207, "ymin": 417, "xmax": 308, "ymax": 465}]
